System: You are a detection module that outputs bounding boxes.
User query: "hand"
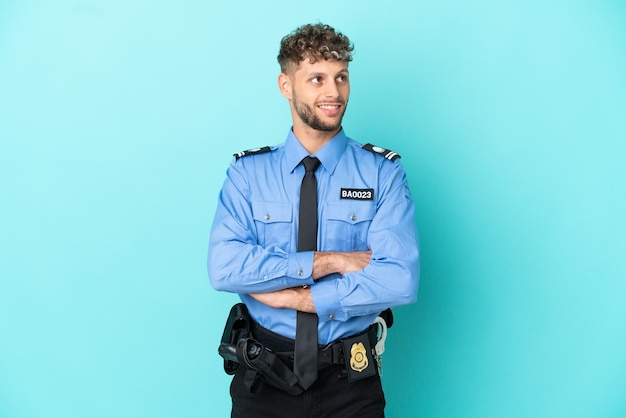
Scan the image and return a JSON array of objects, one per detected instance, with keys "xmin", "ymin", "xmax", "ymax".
[
  {"xmin": 312, "ymin": 250, "xmax": 371, "ymax": 279},
  {"xmin": 336, "ymin": 250, "xmax": 372, "ymax": 275},
  {"xmin": 249, "ymin": 287, "xmax": 316, "ymax": 313}
]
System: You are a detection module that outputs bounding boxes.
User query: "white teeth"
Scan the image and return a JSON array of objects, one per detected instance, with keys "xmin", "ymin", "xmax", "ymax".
[{"xmin": 319, "ymin": 105, "xmax": 339, "ymax": 109}]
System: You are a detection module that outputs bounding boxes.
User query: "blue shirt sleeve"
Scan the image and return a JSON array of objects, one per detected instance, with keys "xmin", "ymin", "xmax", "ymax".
[{"xmin": 208, "ymin": 159, "xmax": 315, "ymax": 294}]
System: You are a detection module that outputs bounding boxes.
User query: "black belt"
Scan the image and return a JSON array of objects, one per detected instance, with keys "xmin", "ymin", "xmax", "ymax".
[{"xmin": 250, "ymin": 320, "xmax": 377, "ymax": 370}]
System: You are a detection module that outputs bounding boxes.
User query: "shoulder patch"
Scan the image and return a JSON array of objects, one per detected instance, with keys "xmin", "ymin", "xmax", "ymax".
[
  {"xmin": 233, "ymin": 146, "xmax": 272, "ymax": 160},
  {"xmin": 362, "ymin": 143, "xmax": 401, "ymax": 162}
]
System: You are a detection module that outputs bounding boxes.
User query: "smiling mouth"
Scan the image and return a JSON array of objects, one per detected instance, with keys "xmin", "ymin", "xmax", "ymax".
[{"xmin": 317, "ymin": 103, "xmax": 343, "ymax": 115}]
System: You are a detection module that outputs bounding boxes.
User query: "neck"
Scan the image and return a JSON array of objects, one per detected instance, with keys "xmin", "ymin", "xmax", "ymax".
[{"xmin": 292, "ymin": 123, "xmax": 340, "ymax": 154}]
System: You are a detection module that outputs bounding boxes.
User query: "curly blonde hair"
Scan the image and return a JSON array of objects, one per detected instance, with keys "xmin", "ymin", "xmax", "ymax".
[{"xmin": 277, "ymin": 23, "xmax": 354, "ymax": 74}]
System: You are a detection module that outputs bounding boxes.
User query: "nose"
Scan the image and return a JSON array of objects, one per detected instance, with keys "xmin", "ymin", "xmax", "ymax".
[{"xmin": 324, "ymin": 80, "xmax": 340, "ymax": 99}]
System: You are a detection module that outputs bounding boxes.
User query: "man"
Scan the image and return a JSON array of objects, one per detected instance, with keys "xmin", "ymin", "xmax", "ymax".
[{"xmin": 208, "ymin": 22, "xmax": 419, "ymax": 417}]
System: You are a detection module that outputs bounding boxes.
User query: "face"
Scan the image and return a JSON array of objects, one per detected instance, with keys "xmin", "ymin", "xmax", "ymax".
[{"xmin": 282, "ymin": 59, "xmax": 350, "ymax": 134}]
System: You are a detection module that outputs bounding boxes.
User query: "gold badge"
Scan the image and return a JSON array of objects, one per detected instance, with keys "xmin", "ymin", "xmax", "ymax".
[{"xmin": 350, "ymin": 342, "xmax": 369, "ymax": 372}]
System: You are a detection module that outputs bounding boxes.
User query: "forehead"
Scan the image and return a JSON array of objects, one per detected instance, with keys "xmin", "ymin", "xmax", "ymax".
[{"xmin": 292, "ymin": 59, "xmax": 349, "ymax": 77}]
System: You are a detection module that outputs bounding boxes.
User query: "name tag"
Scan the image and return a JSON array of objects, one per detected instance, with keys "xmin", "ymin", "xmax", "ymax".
[{"xmin": 340, "ymin": 188, "xmax": 374, "ymax": 200}]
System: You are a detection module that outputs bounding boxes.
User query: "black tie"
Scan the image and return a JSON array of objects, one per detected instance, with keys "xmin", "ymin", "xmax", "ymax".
[{"xmin": 294, "ymin": 156, "xmax": 320, "ymax": 389}]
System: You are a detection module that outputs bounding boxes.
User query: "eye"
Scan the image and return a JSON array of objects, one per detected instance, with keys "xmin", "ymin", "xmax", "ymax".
[
  {"xmin": 311, "ymin": 76, "xmax": 322, "ymax": 84},
  {"xmin": 336, "ymin": 74, "xmax": 348, "ymax": 83}
]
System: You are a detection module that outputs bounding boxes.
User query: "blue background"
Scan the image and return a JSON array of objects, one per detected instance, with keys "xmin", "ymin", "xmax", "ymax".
[{"xmin": 1, "ymin": 1, "xmax": 625, "ymax": 417}]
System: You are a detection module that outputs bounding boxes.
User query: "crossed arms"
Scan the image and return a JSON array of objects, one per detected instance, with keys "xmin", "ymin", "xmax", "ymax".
[
  {"xmin": 208, "ymin": 157, "xmax": 419, "ymax": 321},
  {"xmin": 249, "ymin": 250, "xmax": 372, "ymax": 313}
]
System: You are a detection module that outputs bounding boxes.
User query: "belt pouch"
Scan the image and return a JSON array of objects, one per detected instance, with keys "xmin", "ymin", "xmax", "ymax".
[
  {"xmin": 219, "ymin": 303, "xmax": 251, "ymax": 375},
  {"xmin": 341, "ymin": 333, "xmax": 377, "ymax": 382},
  {"xmin": 236, "ymin": 338, "xmax": 304, "ymax": 396}
]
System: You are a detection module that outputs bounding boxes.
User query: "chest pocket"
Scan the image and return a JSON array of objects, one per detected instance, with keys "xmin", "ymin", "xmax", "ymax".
[
  {"xmin": 324, "ymin": 202, "xmax": 375, "ymax": 251},
  {"xmin": 252, "ymin": 201, "xmax": 293, "ymax": 249}
]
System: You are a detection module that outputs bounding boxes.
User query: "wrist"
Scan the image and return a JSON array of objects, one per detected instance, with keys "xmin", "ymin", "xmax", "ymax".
[{"xmin": 312, "ymin": 252, "xmax": 338, "ymax": 279}]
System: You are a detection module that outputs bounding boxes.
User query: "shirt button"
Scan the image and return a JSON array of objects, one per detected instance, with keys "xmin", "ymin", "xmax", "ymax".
[
  {"xmin": 329, "ymin": 313, "xmax": 335, "ymax": 319},
  {"xmin": 297, "ymin": 269, "xmax": 303, "ymax": 276},
  {"xmin": 264, "ymin": 214, "xmax": 270, "ymax": 220},
  {"xmin": 350, "ymin": 214, "xmax": 357, "ymax": 221}
]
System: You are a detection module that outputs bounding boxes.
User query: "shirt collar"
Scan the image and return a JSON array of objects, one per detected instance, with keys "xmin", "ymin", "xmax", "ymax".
[{"xmin": 284, "ymin": 128, "xmax": 347, "ymax": 175}]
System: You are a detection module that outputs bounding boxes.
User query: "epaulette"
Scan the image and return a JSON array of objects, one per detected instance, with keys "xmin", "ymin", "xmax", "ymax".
[
  {"xmin": 362, "ymin": 143, "xmax": 401, "ymax": 162},
  {"xmin": 234, "ymin": 146, "xmax": 272, "ymax": 160}
]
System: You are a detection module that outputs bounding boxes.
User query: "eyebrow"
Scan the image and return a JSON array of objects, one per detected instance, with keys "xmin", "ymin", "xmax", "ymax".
[{"xmin": 306, "ymin": 69, "xmax": 350, "ymax": 78}]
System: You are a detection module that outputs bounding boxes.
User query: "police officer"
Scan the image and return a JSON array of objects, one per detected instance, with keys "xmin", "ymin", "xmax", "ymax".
[{"xmin": 208, "ymin": 22, "xmax": 420, "ymax": 417}]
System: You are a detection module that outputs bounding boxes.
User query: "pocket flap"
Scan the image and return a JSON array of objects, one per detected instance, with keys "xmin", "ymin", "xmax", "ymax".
[
  {"xmin": 326, "ymin": 202, "xmax": 375, "ymax": 224},
  {"xmin": 252, "ymin": 201, "xmax": 292, "ymax": 224}
]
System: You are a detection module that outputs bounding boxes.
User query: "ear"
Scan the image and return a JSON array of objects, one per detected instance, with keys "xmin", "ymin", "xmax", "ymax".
[{"xmin": 278, "ymin": 73, "xmax": 292, "ymax": 100}]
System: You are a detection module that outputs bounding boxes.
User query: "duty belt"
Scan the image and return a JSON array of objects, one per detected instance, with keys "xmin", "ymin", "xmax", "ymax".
[
  {"xmin": 217, "ymin": 303, "xmax": 392, "ymax": 394},
  {"xmin": 250, "ymin": 319, "xmax": 378, "ymax": 371}
]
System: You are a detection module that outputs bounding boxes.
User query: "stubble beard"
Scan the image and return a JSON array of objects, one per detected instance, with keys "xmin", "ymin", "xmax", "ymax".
[{"xmin": 293, "ymin": 92, "xmax": 347, "ymax": 132}]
